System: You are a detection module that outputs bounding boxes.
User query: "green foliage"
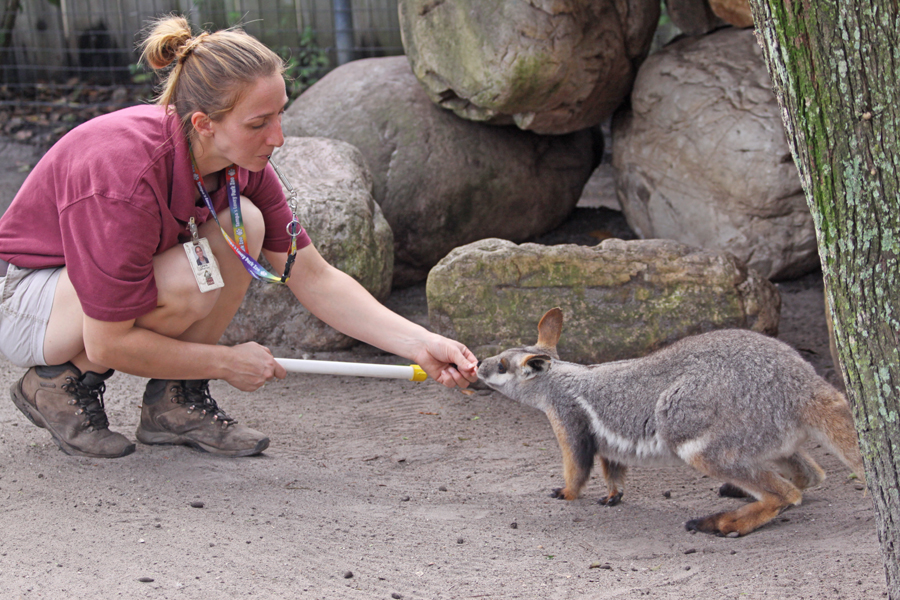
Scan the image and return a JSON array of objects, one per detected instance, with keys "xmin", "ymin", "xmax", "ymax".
[
  {"xmin": 128, "ymin": 62, "xmax": 154, "ymax": 85},
  {"xmin": 124, "ymin": 25, "xmax": 329, "ymax": 99},
  {"xmin": 226, "ymin": 11, "xmax": 243, "ymax": 26},
  {"xmin": 277, "ymin": 26, "xmax": 330, "ymax": 100},
  {"xmin": 658, "ymin": 0, "xmax": 672, "ymax": 26}
]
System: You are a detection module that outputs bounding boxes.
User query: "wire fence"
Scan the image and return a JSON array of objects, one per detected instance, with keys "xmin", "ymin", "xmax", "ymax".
[
  {"xmin": 0, "ymin": 0, "xmax": 403, "ymax": 147},
  {"xmin": 1, "ymin": 0, "xmax": 403, "ymax": 106}
]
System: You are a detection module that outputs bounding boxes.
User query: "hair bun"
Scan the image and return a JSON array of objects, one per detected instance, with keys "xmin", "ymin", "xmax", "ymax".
[{"xmin": 140, "ymin": 15, "xmax": 195, "ymax": 70}]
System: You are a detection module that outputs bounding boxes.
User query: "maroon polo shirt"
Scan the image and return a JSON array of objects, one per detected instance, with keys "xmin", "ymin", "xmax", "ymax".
[{"xmin": 0, "ymin": 104, "xmax": 310, "ymax": 322}]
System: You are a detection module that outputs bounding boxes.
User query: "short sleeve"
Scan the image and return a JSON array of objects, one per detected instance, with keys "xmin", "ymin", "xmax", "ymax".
[{"xmin": 59, "ymin": 194, "xmax": 161, "ymax": 321}]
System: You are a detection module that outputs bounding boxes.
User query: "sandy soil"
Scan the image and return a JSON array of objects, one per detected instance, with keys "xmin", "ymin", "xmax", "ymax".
[
  {"xmin": 0, "ymin": 139, "xmax": 886, "ymax": 598},
  {"xmin": 0, "ymin": 264, "xmax": 885, "ymax": 599}
]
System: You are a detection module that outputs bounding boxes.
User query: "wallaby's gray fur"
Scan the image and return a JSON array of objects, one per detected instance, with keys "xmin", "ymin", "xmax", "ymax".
[{"xmin": 476, "ymin": 308, "xmax": 865, "ymax": 536}]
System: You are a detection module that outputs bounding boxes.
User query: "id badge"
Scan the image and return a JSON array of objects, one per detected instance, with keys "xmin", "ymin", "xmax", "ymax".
[{"xmin": 183, "ymin": 238, "xmax": 225, "ymax": 292}]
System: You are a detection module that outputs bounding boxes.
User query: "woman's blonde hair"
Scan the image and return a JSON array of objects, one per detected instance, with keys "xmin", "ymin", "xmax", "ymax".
[{"xmin": 140, "ymin": 15, "xmax": 285, "ymax": 135}]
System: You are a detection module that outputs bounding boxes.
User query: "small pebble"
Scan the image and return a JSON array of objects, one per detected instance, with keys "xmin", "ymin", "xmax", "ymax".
[
  {"xmin": 392, "ymin": 594, "xmax": 403, "ymax": 600},
  {"xmin": 684, "ymin": 566, "xmax": 691, "ymax": 571},
  {"xmin": 343, "ymin": 571, "xmax": 353, "ymax": 579},
  {"xmin": 510, "ymin": 522, "xmax": 518, "ymax": 529},
  {"xmin": 137, "ymin": 577, "xmax": 154, "ymax": 583},
  {"xmin": 684, "ymin": 548, "xmax": 697, "ymax": 555},
  {"xmin": 189, "ymin": 501, "xmax": 204, "ymax": 509},
  {"xmin": 438, "ymin": 485, "xmax": 448, "ymax": 492},
  {"xmin": 727, "ymin": 531, "xmax": 740, "ymax": 538},
  {"xmin": 457, "ymin": 538, "xmax": 464, "ymax": 544},
  {"xmin": 400, "ymin": 496, "xmax": 410, "ymax": 502},
  {"xmin": 662, "ymin": 490, "xmax": 671, "ymax": 499}
]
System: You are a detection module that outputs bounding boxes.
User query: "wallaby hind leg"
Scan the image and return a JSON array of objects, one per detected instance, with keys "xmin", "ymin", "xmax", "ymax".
[
  {"xmin": 804, "ymin": 386, "xmax": 866, "ymax": 484},
  {"xmin": 719, "ymin": 450, "xmax": 826, "ymax": 499},
  {"xmin": 685, "ymin": 458, "xmax": 803, "ymax": 536},
  {"xmin": 777, "ymin": 449, "xmax": 826, "ymax": 490},
  {"xmin": 718, "ymin": 450, "xmax": 824, "ymax": 498},
  {"xmin": 718, "ymin": 482, "xmax": 750, "ymax": 498},
  {"xmin": 546, "ymin": 407, "xmax": 596, "ymax": 501}
]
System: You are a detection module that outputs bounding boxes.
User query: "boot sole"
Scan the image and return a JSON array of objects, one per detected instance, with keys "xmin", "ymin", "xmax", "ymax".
[
  {"xmin": 135, "ymin": 428, "xmax": 269, "ymax": 457},
  {"xmin": 10, "ymin": 381, "xmax": 136, "ymax": 459}
]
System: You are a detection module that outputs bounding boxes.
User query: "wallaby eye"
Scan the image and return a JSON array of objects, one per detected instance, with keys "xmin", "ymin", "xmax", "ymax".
[{"xmin": 497, "ymin": 359, "xmax": 508, "ymax": 374}]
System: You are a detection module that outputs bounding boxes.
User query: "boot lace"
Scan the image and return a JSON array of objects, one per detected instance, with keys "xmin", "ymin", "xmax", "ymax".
[
  {"xmin": 174, "ymin": 380, "xmax": 236, "ymax": 427},
  {"xmin": 62, "ymin": 377, "xmax": 110, "ymax": 431}
]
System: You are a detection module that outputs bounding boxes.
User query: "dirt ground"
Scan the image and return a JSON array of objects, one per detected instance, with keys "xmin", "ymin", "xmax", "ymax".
[{"xmin": 0, "ymin": 140, "xmax": 887, "ymax": 599}]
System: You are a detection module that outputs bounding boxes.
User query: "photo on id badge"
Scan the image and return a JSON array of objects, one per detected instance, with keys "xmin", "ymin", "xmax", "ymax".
[{"xmin": 183, "ymin": 238, "xmax": 224, "ymax": 292}]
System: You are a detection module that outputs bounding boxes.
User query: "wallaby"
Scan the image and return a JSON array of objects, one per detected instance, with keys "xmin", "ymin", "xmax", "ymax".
[{"xmin": 476, "ymin": 308, "xmax": 865, "ymax": 536}]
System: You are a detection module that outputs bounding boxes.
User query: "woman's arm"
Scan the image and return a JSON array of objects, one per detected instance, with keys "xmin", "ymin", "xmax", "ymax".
[
  {"xmin": 264, "ymin": 244, "xmax": 478, "ymax": 388},
  {"xmin": 82, "ymin": 316, "xmax": 283, "ymax": 391}
]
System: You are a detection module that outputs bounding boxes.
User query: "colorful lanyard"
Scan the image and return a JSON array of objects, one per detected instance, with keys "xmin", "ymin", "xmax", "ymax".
[{"xmin": 190, "ymin": 153, "xmax": 303, "ymax": 284}]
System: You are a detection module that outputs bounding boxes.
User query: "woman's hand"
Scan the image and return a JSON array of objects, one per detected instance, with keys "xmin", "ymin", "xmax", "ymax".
[
  {"xmin": 268, "ymin": 245, "xmax": 478, "ymax": 388},
  {"xmin": 224, "ymin": 342, "xmax": 287, "ymax": 391},
  {"xmin": 413, "ymin": 335, "xmax": 478, "ymax": 388}
]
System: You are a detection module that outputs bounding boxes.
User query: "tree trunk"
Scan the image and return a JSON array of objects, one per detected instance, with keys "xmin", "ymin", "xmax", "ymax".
[{"xmin": 747, "ymin": 1, "xmax": 900, "ymax": 596}]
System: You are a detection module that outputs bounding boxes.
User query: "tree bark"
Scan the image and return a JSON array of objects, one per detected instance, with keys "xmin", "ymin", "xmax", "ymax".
[{"xmin": 747, "ymin": 0, "xmax": 900, "ymax": 596}]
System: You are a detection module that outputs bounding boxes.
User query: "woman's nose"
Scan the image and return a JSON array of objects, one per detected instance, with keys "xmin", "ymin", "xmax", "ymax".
[{"xmin": 268, "ymin": 121, "xmax": 284, "ymax": 147}]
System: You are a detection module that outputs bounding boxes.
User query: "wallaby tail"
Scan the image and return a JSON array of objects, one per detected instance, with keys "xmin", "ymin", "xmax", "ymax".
[{"xmin": 804, "ymin": 384, "xmax": 866, "ymax": 487}]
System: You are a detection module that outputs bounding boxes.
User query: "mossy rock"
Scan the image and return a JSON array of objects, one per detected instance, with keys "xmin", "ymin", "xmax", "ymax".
[{"xmin": 427, "ymin": 238, "xmax": 780, "ymax": 363}]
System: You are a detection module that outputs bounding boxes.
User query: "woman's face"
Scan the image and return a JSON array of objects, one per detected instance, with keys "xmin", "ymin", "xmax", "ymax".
[{"xmin": 206, "ymin": 73, "xmax": 288, "ymax": 172}]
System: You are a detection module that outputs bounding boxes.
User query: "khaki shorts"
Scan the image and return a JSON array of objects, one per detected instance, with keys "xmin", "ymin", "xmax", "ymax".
[{"xmin": 0, "ymin": 264, "xmax": 62, "ymax": 367}]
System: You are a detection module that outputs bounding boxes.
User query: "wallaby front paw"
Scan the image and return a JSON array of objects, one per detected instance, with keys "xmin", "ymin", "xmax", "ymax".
[
  {"xmin": 550, "ymin": 487, "xmax": 578, "ymax": 500},
  {"xmin": 597, "ymin": 491, "xmax": 623, "ymax": 507}
]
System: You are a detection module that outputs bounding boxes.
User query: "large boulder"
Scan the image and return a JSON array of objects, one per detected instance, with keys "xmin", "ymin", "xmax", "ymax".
[
  {"xmin": 612, "ymin": 27, "xmax": 817, "ymax": 281},
  {"xmin": 710, "ymin": 0, "xmax": 753, "ymax": 27},
  {"xmin": 283, "ymin": 56, "xmax": 601, "ymax": 287},
  {"xmin": 398, "ymin": 0, "xmax": 660, "ymax": 135},
  {"xmin": 222, "ymin": 137, "xmax": 393, "ymax": 351},
  {"xmin": 427, "ymin": 237, "xmax": 780, "ymax": 363},
  {"xmin": 664, "ymin": 0, "xmax": 726, "ymax": 36}
]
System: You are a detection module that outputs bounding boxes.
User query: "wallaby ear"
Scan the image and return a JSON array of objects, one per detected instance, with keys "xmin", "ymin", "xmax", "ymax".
[
  {"xmin": 536, "ymin": 308, "xmax": 563, "ymax": 351},
  {"xmin": 522, "ymin": 354, "xmax": 552, "ymax": 379}
]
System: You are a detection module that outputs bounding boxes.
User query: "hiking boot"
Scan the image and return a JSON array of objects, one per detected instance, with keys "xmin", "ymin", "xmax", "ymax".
[
  {"xmin": 136, "ymin": 379, "xmax": 269, "ymax": 457},
  {"xmin": 10, "ymin": 363, "xmax": 136, "ymax": 458}
]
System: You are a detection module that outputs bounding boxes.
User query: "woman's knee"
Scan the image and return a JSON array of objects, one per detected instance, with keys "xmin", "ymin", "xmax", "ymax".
[
  {"xmin": 135, "ymin": 247, "xmax": 220, "ymax": 335},
  {"xmin": 205, "ymin": 195, "xmax": 265, "ymax": 257}
]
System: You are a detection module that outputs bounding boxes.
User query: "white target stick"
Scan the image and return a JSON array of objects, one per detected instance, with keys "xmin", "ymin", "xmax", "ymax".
[{"xmin": 275, "ymin": 358, "xmax": 428, "ymax": 382}]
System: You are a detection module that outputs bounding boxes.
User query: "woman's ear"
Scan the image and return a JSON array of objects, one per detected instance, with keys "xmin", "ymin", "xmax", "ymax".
[{"xmin": 190, "ymin": 111, "xmax": 214, "ymax": 138}]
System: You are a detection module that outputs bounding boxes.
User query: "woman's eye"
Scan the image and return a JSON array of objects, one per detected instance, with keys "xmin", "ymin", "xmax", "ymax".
[{"xmin": 251, "ymin": 121, "xmax": 266, "ymax": 130}]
